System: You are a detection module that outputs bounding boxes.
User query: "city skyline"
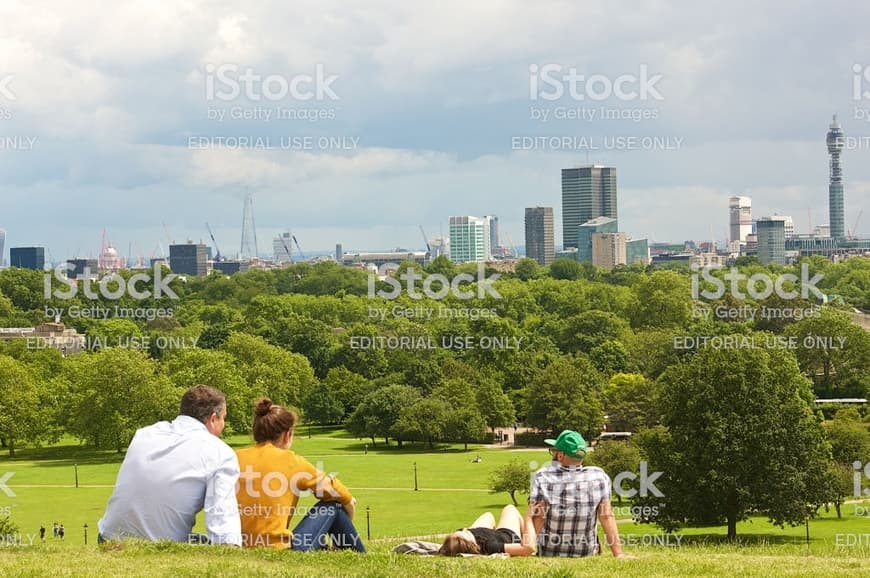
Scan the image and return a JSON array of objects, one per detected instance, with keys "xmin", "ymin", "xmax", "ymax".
[{"xmin": 1, "ymin": 2, "xmax": 869, "ymax": 260}]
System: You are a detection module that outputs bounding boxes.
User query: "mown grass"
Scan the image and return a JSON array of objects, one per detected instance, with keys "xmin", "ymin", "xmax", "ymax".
[{"xmin": 2, "ymin": 430, "xmax": 870, "ymax": 576}]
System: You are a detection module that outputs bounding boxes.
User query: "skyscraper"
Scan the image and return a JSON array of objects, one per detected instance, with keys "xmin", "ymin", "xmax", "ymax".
[
  {"xmin": 273, "ymin": 232, "xmax": 292, "ymax": 263},
  {"xmin": 449, "ymin": 216, "xmax": 490, "ymax": 263},
  {"xmin": 240, "ymin": 192, "xmax": 259, "ymax": 259},
  {"xmin": 0, "ymin": 229, "xmax": 5, "ymax": 267},
  {"xmin": 524, "ymin": 207, "xmax": 554, "ymax": 266},
  {"xmin": 756, "ymin": 218, "xmax": 786, "ymax": 265},
  {"xmin": 827, "ymin": 115, "xmax": 845, "ymax": 240},
  {"xmin": 562, "ymin": 165, "xmax": 617, "ymax": 249},
  {"xmin": 728, "ymin": 196, "xmax": 752, "ymax": 243},
  {"xmin": 486, "ymin": 215, "xmax": 499, "ymax": 252}
]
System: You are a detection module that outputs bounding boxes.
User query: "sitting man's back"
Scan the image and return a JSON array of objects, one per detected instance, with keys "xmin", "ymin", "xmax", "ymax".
[
  {"xmin": 98, "ymin": 384, "xmax": 241, "ymax": 546},
  {"xmin": 529, "ymin": 430, "xmax": 623, "ymax": 557}
]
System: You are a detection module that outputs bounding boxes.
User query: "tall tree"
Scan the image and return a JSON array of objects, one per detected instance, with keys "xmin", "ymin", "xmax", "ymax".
[{"xmin": 638, "ymin": 344, "xmax": 830, "ymax": 540}]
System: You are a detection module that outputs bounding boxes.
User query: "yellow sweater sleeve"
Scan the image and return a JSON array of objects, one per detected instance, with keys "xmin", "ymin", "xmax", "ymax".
[{"xmin": 293, "ymin": 456, "xmax": 354, "ymax": 506}]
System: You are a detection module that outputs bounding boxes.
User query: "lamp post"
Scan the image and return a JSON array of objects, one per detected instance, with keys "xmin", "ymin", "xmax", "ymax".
[
  {"xmin": 413, "ymin": 462, "xmax": 419, "ymax": 491},
  {"xmin": 83, "ymin": 523, "xmax": 88, "ymax": 545}
]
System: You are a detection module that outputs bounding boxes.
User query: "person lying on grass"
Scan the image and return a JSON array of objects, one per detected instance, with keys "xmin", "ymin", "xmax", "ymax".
[
  {"xmin": 438, "ymin": 505, "xmax": 536, "ymax": 556},
  {"xmin": 235, "ymin": 398, "xmax": 366, "ymax": 552}
]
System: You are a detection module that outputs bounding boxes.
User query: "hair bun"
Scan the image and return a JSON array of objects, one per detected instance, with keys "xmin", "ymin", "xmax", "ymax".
[{"xmin": 254, "ymin": 398, "xmax": 274, "ymax": 418}]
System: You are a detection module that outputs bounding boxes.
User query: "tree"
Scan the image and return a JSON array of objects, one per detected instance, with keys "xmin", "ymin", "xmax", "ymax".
[
  {"xmin": 514, "ymin": 258, "xmax": 539, "ymax": 281},
  {"xmin": 638, "ymin": 344, "xmax": 830, "ymax": 540},
  {"xmin": 346, "ymin": 385, "xmax": 422, "ymax": 446},
  {"xmin": 630, "ymin": 270, "xmax": 691, "ymax": 329},
  {"xmin": 820, "ymin": 461, "xmax": 854, "ymax": 519},
  {"xmin": 302, "ymin": 383, "xmax": 345, "ymax": 426},
  {"xmin": 602, "ymin": 373, "xmax": 660, "ymax": 432},
  {"xmin": 785, "ymin": 309, "xmax": 870, "ymax": 399},
  {"xmin": 0, "ymin": 355, "xmax": 56, "ymax": 456},
  {"xmin": 489, "ymin": 460, "xmax": 531, "ymax": 506},
  {"xmin": 322, "ymin": 367, "xmax": 371, "ymax": 417},
  {"xmin": 548, "ymin": 258, "xmax": 582, "ymax": 281},
  {"xmin": 445, "ymin": 407, "xmax": 488, "ymax": 450},
  {"xmin": 585, "ymin": 440, "xmax": 642, "ymax": 505},
  {"xmin": 524, "ymin": 356, "xmax": 604, "ymax": 438},
  {"xmin": 63, "ymin": 348, "xmax": 179, "ymax": 452},
  {"xmin": 825, "ymin": 409, "xmax": 870, "ymax": 465},
  {"xmin": 392, "ymin": 398, "xmax": 450, "ymax": 449},
  {"xmin": 475, "ymin": 379, "xmax": 516, "ymax": 432}
]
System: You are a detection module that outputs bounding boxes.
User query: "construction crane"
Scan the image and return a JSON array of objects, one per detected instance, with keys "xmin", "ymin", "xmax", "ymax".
[
  {"xmin": 278, "ymin": 234, "xmax": 293, "ymax": 263},
  {"xmin": 206, "ymin": 222, "xmax": 222, "ymax": 261},
  {"xmin": 848, "ymin": 210, "xmax": 864, "ymax": 240},
  {"xmin": 292, "ymin": 235, "xmax": 306, "ymax": 261},
  {"xmin": 419, "ymin": 225, "xmax": 431, "ymax": 254}
]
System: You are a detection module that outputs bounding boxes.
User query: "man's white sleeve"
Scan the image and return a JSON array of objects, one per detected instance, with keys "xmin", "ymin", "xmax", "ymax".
[{"xmin": 204, "ymin": 448, "xmax": 242, "ymax": 546}]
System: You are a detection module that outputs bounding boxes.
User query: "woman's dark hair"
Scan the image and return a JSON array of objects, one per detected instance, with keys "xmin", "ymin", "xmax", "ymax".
[
  {"xmin": 252, "ymin": 398, "xmax": 298, "ymax": 443},
  {"xmin": 179, "ymin": 384, "xmax": 226, "ymax": 424}
]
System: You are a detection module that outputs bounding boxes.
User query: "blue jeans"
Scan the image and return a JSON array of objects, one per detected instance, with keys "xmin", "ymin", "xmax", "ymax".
[{"xmin": 292, "ymin": 501, "xmax": 366, "ymax": 552}]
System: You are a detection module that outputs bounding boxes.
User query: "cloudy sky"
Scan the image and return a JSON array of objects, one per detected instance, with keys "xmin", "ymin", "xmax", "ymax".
[{"xmin": 1, "ymin": 0, "xmax": 869, "ymax": 261}]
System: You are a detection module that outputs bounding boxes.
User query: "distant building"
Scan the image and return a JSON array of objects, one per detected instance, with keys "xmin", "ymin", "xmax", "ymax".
[
  {"xmin": 591, "ymin": 232, "xmax": 627, "ymax": 269},
  {"xmin": 10, "ymin": 246, "xmax": 44, "ymax": 270},
  {"xmin": 169, "ymin": 242, "xmax": 207, "ymax": 276},
  {"xmin": 449, "ymin": 216, "xmax": 491, "ymax": 262},
  {"xmin": 486, "ymin": 215, "xmax": 500, "ymax": 252},
  {"xmin": 273, "ymin": 232, "xmax": 292, "ymax": 264},
  {"xmin": 67, "ymin": 258, "xmax": 98, "ymax": 280},
  {"xmin": 577, "ymin": 217, "xmax": 618, "ymax": 263},
  {"xmin": 771, "ymin": 214, "xmax": 795, "ymax": 239},
  {"xmin": 0, "ymin": 322, "xmax": 85, "ymax": 355},
  {"xmin": 212, "ymin": 260, "xmax": 248, "ymax": 276},
  {"xmin": 335, "ymin": 243, "xmax": 343, "ymax": 262},
  {"xmin": 729, "ymin": 196, "xmax": 752, "ymax": 243},
  {"xmin": 524, "ymin": 207, "xmax": 555, "ymax": 266},
  {"xmin": 626, "ymin": 238, "xmax": 650, "ymax": 265},
  {"xmin": 342, "ymin": 251, "xmax": 428, "ymax": 268},
  {"xmin": 690, "ymin": 253, "xmax": 727, "ymax": 268},
  {"xmin": 813, "ymin": 224, "xmax": 831, "ymax": 238},
  {"xmin": 756, "ymin": 217, "xmax": 786, "ymax": 265},
  {"xmin": 562, "ymin": 165, "xmax": 617, "ymax": 249},
  {"xmin": 827, "ymin": 115, "xmax": 846, "ymax": 240},
  {"xmin": 0, "ymin": 229, "xmax": 5, "ymax": 267}
]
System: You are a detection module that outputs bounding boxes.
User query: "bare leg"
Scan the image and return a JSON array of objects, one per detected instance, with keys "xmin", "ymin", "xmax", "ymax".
[
  {"xmin": 495, "ymin": 505, "xmax": 522, "ymax": 537},
  {"xmin": 469, "ymin": 512, "xmax": 495, "ymax": 529}
]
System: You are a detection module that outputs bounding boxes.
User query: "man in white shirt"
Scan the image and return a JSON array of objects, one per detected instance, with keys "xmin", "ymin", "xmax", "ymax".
[{"xmin": 98, "ymin": 384, "xmax": 242, "ymax": 546}]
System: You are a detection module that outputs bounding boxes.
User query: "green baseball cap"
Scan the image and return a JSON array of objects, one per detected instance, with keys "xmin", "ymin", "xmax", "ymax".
[{"xmin": 544, "ymin": 430, "xmax": 587, "ymax": 458}]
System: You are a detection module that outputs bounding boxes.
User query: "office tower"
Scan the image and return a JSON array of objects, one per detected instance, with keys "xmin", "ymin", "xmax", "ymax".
[
  {"xmin": 449, "ymin": 216, "xmax": 491, "ymax": 263},
  {"xmin": 273, "ymin": 232, "xmax": 292, "ymax": 263},
  {"xmin": 9, "ymin": 246, "xmax": 45, "ymax": 270},
  {"xmin": 756, "ymin": 217, "xmax": 786, "ymax": 265},
  {"xmin": 524, "ymin": 207, "xmax": 555, "ymax": 266},
  {"xmin": 0, "ymin": 229, "xmax": 5, "ymax": 266},
  {"xmin": 169, "ymin": 241, "xmax": 208, "ymax": 276},
  {"xmin": 827, "ymin": 115, "xmax": 845, "ymax": 240},
  {"xmin": 486, "ymin": 216, "xmax": 499, "ymax": 251},
  {"xmin": 729, "ymin": 196, "xmax": 752, "ymax": 242},
  {"xmin": 335, "ymin": 243, "xmax": 343, "ymax": 261},
  {"xmin": 577, "ymin": 217, "xmax": 618, "ymax": 262},
  {"xmin": 771, "ymin": 215, "xmax": 794, "ymax": 239},
  {"xmin": 591, "ymin": 232, "xmax": 627, "ymax": 269},
  {"xmin": 240, "ymin": 192, "xmax": 259, "ymax": 259},
  {"xmin": 562, "ymin": 165, "xmax": 617, "ymax": 249}
]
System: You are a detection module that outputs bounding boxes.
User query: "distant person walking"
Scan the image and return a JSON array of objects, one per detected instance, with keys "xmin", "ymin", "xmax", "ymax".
[
  {"xmin": 53, "ymin": 522, "xmax": 58, "ymax": 539},
  {"xmin": 39, "ymin": 526, "xmax": 45, "ymax": 542},
  {"xmin": 58, "ymin": 524, "xmax": 65, "ymax": 540}
]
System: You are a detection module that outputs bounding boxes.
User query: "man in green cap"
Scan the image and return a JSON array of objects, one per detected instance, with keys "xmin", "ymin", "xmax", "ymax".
[{"xmin": 526, "ymin": 430, "xmax": 623, "ymax": 557}]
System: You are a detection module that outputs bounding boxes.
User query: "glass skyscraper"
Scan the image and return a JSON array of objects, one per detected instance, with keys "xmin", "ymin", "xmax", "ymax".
[{"xmin": 562, "ymin": 165, "xmax": 617, "ymax": 249}]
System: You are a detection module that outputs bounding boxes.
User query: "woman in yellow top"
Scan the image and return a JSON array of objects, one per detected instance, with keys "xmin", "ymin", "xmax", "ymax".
[{"xmin": 235, "ymin": 398, "xmax": 365, "ymax": 552}]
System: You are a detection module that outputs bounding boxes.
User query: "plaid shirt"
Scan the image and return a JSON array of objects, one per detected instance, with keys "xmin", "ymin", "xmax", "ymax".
[{"xmin": 529, "ymin": 463, "xmax": 611, "ymax": 557}]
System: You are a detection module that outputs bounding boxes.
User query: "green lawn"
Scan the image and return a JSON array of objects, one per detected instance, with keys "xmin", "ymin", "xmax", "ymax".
[{"xmin": 2, "ymin": 430, "xmax": 870, "ymax": 576}]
